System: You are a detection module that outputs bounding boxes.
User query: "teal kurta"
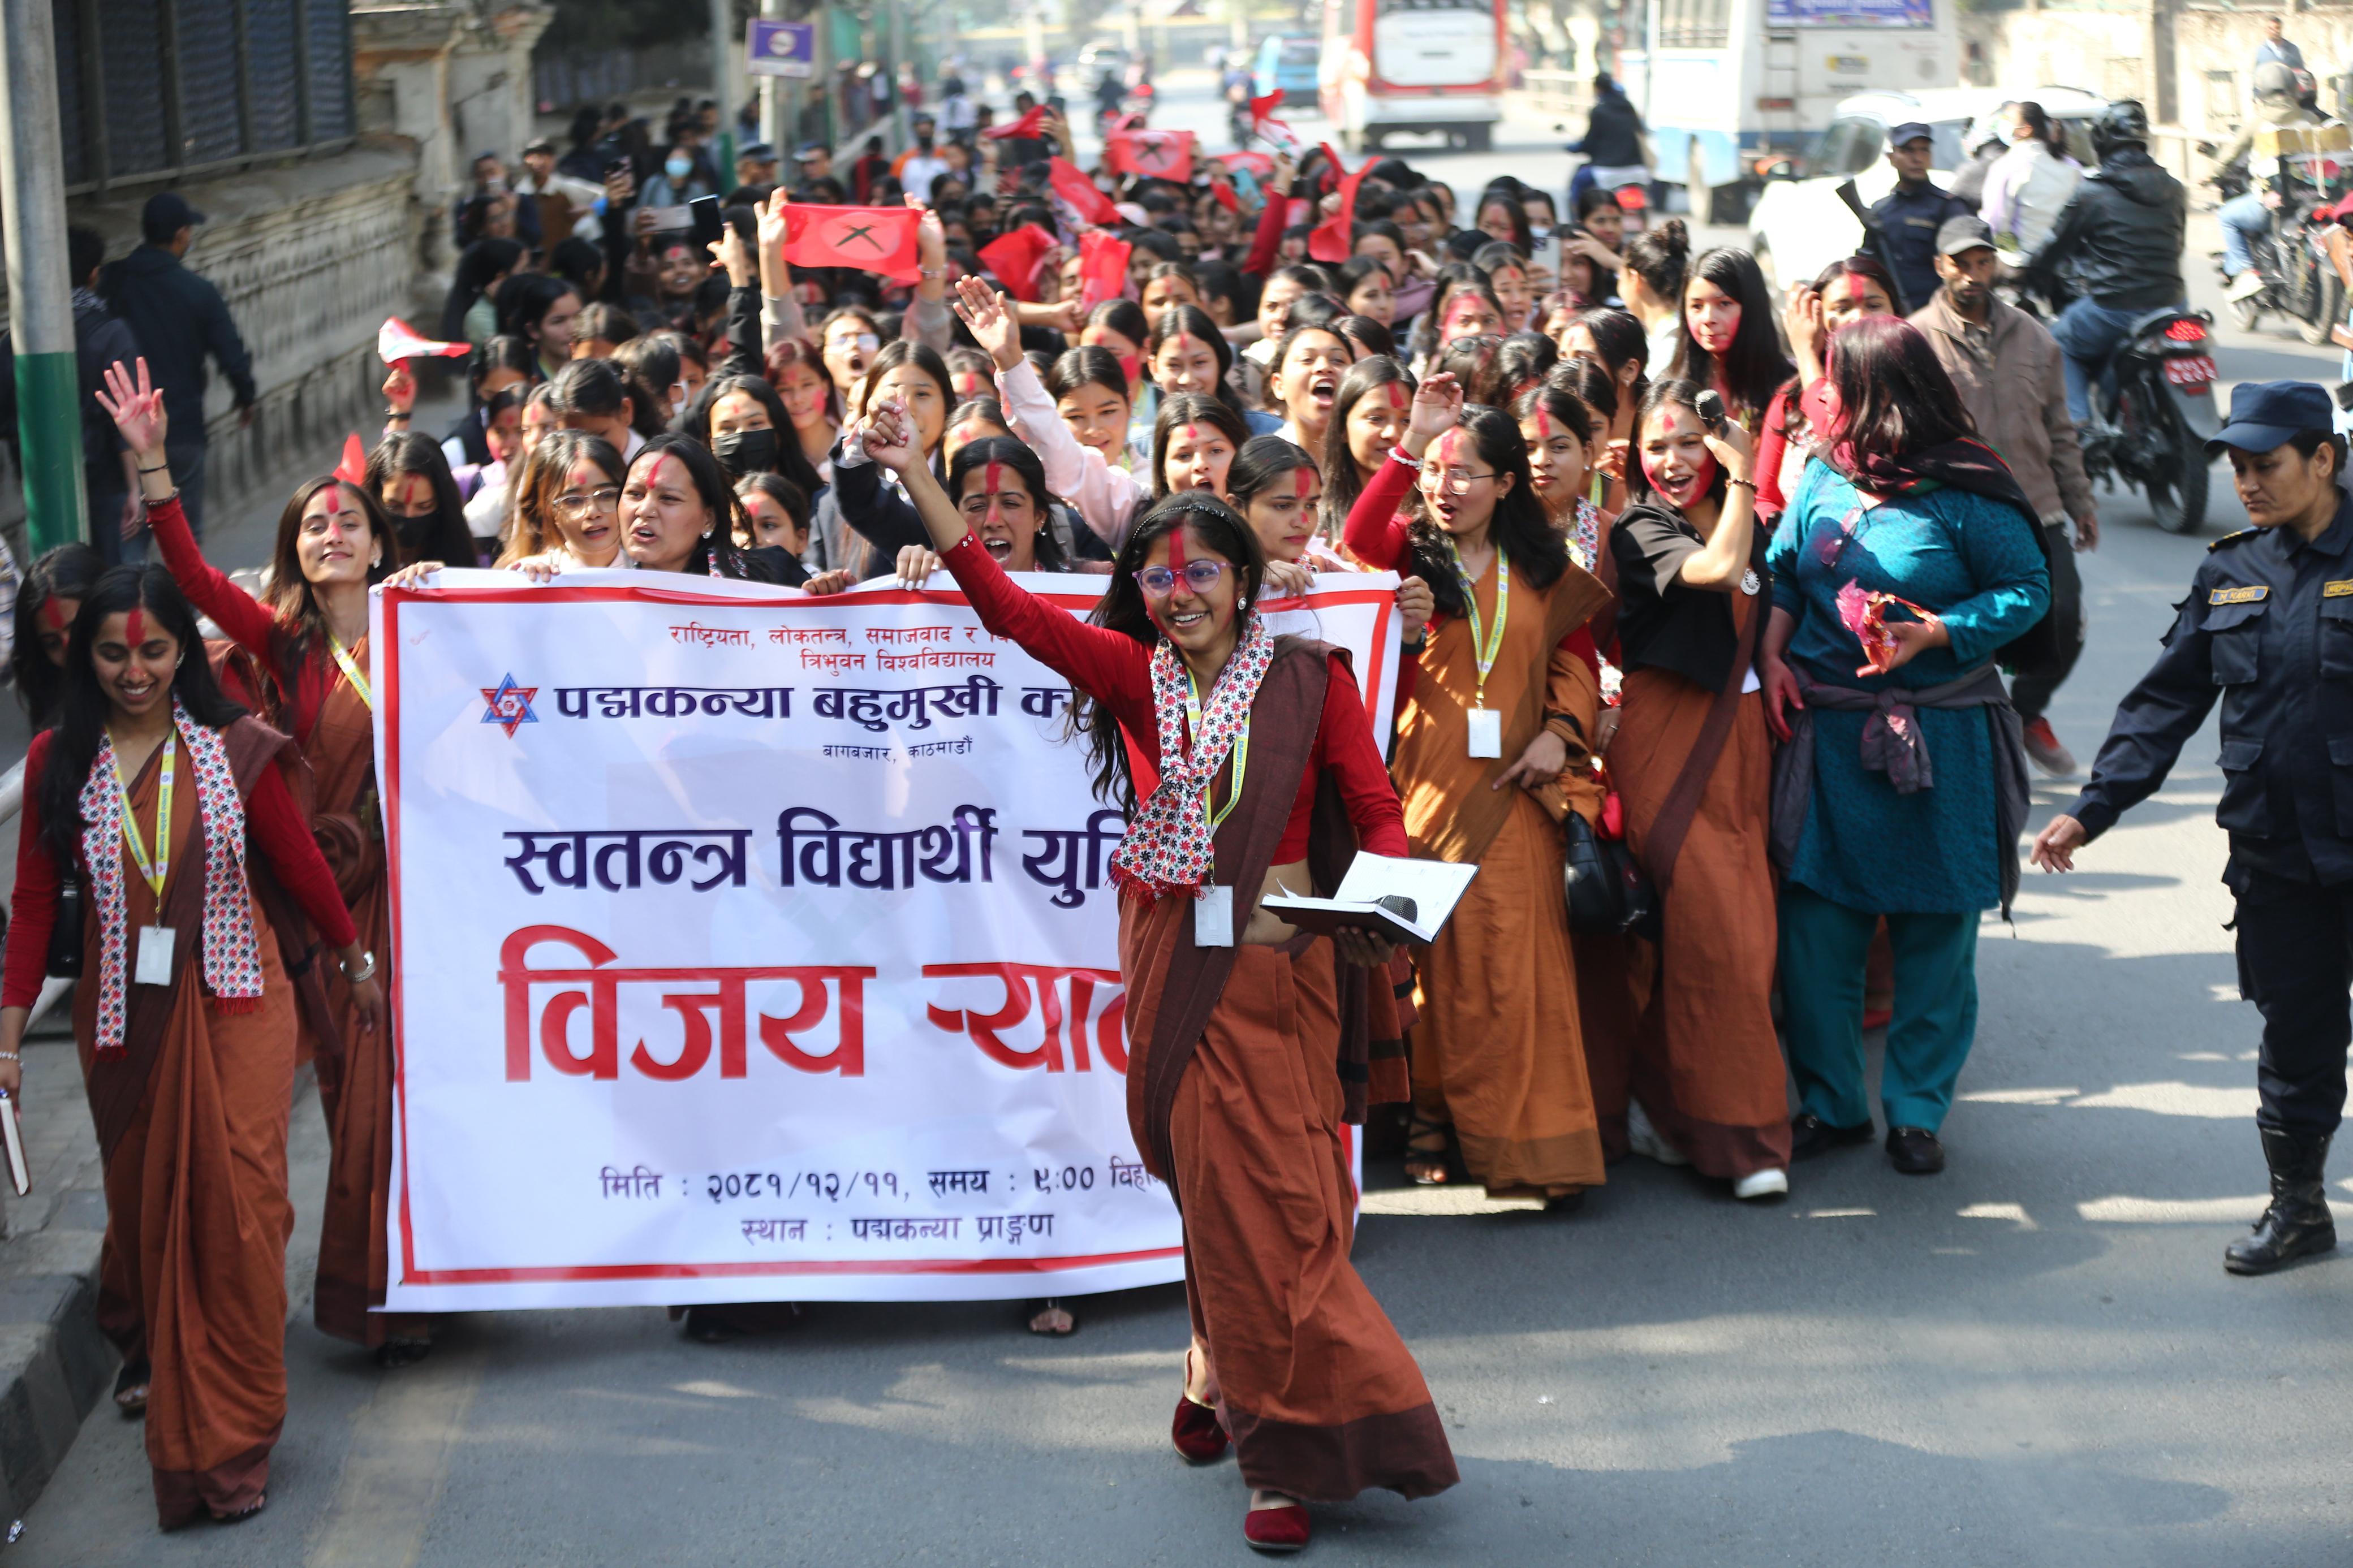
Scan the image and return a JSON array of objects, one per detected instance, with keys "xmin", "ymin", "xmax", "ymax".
[{"xmin": 1767, "ymin": 459, "xmax": 2050, "ymax": 914}]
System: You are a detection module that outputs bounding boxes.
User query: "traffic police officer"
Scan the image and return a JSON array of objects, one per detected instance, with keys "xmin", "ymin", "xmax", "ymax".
[
  {"xmin": 2033, "ymin": 382, "xmax": 2353, "ymax": 1275},
  {"xmin": 1868, "ymin": 120, "xmax": 1972, "ymax": 312}
]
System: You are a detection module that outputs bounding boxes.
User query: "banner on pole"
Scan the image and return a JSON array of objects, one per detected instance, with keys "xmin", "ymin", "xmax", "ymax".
[{"xmin": 374, "ymin": 571, "xmax": 1399, "ymax": 1310}]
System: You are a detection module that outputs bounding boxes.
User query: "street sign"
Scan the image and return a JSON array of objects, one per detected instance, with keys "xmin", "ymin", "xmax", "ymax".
[{"xmin": 746, "ymin": 19, "xmax": 814, "ymax": 79}]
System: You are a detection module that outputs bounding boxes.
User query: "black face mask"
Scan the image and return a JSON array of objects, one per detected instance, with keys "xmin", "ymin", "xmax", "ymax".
[
  {"xmin": 394, "ymin": 508, "xmax": 445, "ymax": 554},
  {"xmin": 712, "ymin": 427, "xmax": 778, "ymax": 477}
]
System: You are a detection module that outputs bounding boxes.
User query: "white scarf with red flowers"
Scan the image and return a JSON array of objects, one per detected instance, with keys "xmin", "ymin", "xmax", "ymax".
[
  {"xmin": 1109, "ymin": 612, "xmax": 1274, "ymax": 901},
  {"xmin": 79, "ymin": 703, "xmax": 263, "ymax": 1059}
]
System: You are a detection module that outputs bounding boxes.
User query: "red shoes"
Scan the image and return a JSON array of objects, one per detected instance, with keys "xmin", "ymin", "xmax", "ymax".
[
  {"xmin": 1173, "ymin": 1347, "xmax": 1230, "ymax": 1463},
  {"xmin": 1243, "ymin": 1502, "xmax": 1311, "ymax": 1552}
]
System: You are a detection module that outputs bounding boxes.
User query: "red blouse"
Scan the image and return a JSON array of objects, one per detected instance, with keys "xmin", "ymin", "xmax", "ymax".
[
  {"xmin": 149, "ymin": 493, "xmax": 349, "ymax": 745},
  {"xmin": 940, "ymin": 533, "xmax": 1407, "ymax": 862},
  {"xmin": 2, "ymin": 729, "xmax": 359, "ymax": 1009}
]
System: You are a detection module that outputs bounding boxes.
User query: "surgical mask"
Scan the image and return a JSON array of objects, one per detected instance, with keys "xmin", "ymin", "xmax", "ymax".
[
  {"xmin": 394, "ymin": 508, "xmax": 446, "ymax": 553},
  {"xmin": 665, "ymin": 156, "xmax": 692, "ymax": 181},
  {"xmin": 1529, "ymin": 224, "xmax": 1552, "ymax": 243},
  {"xmin": 712, "ymin": 427, "xmax": 778, "ymax": 476}
]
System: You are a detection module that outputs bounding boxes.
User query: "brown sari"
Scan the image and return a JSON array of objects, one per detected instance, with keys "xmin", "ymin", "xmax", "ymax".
[
  {"xmin": 77, "ymin": 718, "xmax": 313, "ymax": 1528},
  {"xmin": 1120, "ymin": 642, "xmax": 1455, "ymax": 1504},
  {"xmin": 1396, "ymin": 555, "xmax": 1610, "ymax": 1195}
]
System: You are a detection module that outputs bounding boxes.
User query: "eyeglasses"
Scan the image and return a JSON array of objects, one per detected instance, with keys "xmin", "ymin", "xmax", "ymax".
[
  {"xmin": 553, "ymin": 486, "xmax": 622, "ymax": 519},
  {"xmin": 1133, "ymin": 559, "xmax": 1229, "ymax": 598},
  {"xmin": 1420, "ymin": 466, "xmax": 1499, "ymax": 495}
]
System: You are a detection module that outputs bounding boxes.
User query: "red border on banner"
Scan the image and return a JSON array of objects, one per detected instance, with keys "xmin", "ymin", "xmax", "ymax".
[{"xmin": 382, "ymin": 578, "xmax": 1398, "ymax": 1287}]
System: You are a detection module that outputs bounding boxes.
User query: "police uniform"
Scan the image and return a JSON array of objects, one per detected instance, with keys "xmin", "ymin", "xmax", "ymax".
[
  {"xmin": 2065, "ymin": 381, "xmax": 2353, "ymax": 1273},
  {"xmin": 1868, "ymin": 123, "xmax": 1973, "ymax": 312}
]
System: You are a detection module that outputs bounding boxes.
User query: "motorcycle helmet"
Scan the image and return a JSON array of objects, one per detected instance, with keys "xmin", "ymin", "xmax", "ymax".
[
  {"xmin": 2253, "ymin": 61, "xmax": 2299, "ymax": 101},
  {"xmin": 2092, "ymin": 99, "xmax": 2151, "ymax": 159}
]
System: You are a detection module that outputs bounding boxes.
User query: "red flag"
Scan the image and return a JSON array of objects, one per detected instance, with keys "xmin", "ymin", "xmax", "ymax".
[
  {"xmin": 1048, "ymin": 155, "xmax": 1122, "ymax": 227},
  {"xmin": 1307, "ymin": 146, "xmax": 1371, "ymax": 265},
  {"xmin": 1103, "ymin": 110, "xmax": 1145, "ymax": 135},
  {"xmin": 1209, "ymin": 179, "xmax": 1240, "ymax": 214},
  {"xmin": 984, "ymin": 103, "xmax": 1047, "ymax": 140},
  {"xmin": 1248, "ymin": 89, "xmax": 1298, "ymax": 149},
  {"xmin": 1106, "ymin": 129, "xmax": 1195, "ymax": 183},
  {"xmin": 783, "ymin": 205, "xmax": 922, "ymax": 283},
  {"xmin": 979, "ymin": 224, "xmax": 1059, "ymax": 304},
  {"xmin": 1216, "ymin": 150, "xmax": 1274, "ymax": 180},
  {"xmin": 1078, "ymin": 230, "xmax": 1132, "ymax": 311},
  {"xmin": 377, "ymin": 316, "xmax": 471, "ymax": 366},
  {"xmin": 334, "ymin": 434, "xmax": 369, "ymax": 486}
]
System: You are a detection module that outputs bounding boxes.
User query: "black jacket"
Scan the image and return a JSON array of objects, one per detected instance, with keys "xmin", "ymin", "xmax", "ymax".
[
  {"xmin": 1575, "ymin": 93, "xmax": 1647, "ymax": 168},
  {"xmin": 2070, "ymin": 500, "xmax": 2353, "ymax": 888},
  {"xmin": 97, "ymin": 244, "xmax": 256, "ymax": 444},
  {"xmin": 2021, "ymin": 149, "xmax": 2186, "ymax": 312}
]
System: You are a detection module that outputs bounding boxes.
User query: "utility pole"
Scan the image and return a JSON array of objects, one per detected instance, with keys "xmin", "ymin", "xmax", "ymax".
[
  {"xmin": 0, "ymin": 0, "xmax": 87, "ymax": 552},
  {"xmin": 711, "ymin": 0, "xmax": 736, "ymax": 178},
  {"xmin": 889, "ymin": 0, "xmax": 909, "ymax": 150},
  {"xmin": 761, "ymin": 0, "xmax": 787, "ymax": 153}
]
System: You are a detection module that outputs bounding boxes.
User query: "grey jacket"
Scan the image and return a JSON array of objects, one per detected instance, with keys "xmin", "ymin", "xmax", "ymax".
[{"xmin": 1908, "ymin": 290, "xmax": 2093, "ymax": 525}]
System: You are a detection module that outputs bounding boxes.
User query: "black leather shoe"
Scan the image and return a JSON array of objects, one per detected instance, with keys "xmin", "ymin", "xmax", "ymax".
[
  {"xmin": 2225, "ymin": 1128, "xmax": 2337, "ymax": 1275},
  {"xmin": 1790, "ymin": 1113, "xmax": 1873, "ymax": 1161},
  {"xmin": 1886, "ymin": 1126, "xmax": 1946, "ymax": 1174}
]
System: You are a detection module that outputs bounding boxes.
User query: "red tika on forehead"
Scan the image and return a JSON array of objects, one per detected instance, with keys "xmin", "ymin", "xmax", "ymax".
[
  {"xmin": 1385, "ymin": 383, "xmax": 1410, "ymax": 412},
  {"xmin": 1533, "ymin": 409, "xmax": 1554, "ymax": 443},
  {"xmin": 1167, "ymin": 522, "xmax": 1189, "ymax": 574},
  {"xmin": 124, "ymin": 607, "xmax": 143, "ymax": 646},
  {"xmin": 1437, "ymin": 428, "xmax": 1467, "ymax": 465},
  {"xmin": 1294, "ymin": 465, "xmax": 1315, "ymax": 499},
  {"xmin": 984, "ymin": 460, "xmax": 1005, "ymax": 496},
  {"xmin": 1183, "ymin": 423, "xmax": 1202, "ymax": 446},
  {"xmin": 40, "ymin": 598, "xmax": 65, "ymax": 633}
]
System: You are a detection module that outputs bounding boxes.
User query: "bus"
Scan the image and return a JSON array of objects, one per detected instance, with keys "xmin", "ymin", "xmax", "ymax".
[
  {"xmin": 1320, "ymin": 0, "xmax": 1506, "ymax": 154},
  {"xmin": 1619, "ymin": 0, "xmax": 1957, "ymax": 222}
]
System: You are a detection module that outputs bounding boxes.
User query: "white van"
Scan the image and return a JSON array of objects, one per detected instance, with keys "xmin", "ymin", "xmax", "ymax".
[{"xmin": 1747, "ymin": 85, "xmax": 2106, "ymax": 291}]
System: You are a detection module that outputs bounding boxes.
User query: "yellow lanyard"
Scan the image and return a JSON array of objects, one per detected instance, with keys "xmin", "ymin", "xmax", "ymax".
[
  {"xmin": 1183, "ymin": 677, "xmax": 1250, "ymax": 832},
  {"xmin": 114, "ymin": 732, "xmax": 176, "ymax": 902},
  {"xmin": 1447, "ymin": 539, "xmax": 1510, "ymax": 707},
  {"xmin": 328, "ymin": 633, "xmax": 373, "ymax": 711}
]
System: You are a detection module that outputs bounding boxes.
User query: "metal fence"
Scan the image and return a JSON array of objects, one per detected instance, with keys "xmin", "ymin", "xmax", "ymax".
[{"xmin": 50, "ymin": 0, "xmax": 357, "ymax": 195}]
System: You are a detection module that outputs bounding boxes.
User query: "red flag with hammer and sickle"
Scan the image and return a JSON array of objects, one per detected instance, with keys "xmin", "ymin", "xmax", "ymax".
[
  {"xmin": 1106, "ymin": 129, "xmax": 1196, "ymax": 183},
  {"xmin": 783, "ymin": 205, "xmax": 922, "ymax": 282},
  {"xmin": 1048, "ymin": 155, "xmax": 1122, "ymax": 227}
]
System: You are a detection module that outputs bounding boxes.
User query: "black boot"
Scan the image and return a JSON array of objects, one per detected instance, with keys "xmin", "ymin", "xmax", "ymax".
[{"xmin": 2224, "ymin": 1128, "xmax": 2337, "ymax": 1275}]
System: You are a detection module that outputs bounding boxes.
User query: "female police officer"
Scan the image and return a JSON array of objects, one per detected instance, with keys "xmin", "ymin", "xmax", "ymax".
[{"xmin": 2033, "ymin": 381, "xmax": 2353, "ymax": 1276}]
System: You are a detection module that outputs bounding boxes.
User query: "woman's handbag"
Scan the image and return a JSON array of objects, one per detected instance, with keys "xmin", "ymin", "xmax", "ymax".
[
  {"xmin": 1563, "ymin": 794, "xmax": 1658, "ymax": 939},
  {"xmin": 46, "ymin": 873, "xmax": 84, "ymax": 978}
]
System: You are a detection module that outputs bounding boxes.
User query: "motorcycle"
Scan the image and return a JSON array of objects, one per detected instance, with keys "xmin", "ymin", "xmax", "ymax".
[
  {"xmin": 2077, "ymin": 306, "xmax": 2222, "ymax": 535},
  {"xmin": 2213, "ymin": 171, "xmax": 2345, "ymax": 345}
]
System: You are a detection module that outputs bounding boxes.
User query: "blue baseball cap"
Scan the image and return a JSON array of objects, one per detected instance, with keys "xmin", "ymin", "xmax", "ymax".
[
  {"xmin": 2207, "ymin": 380, "xmax": 2336, "ymax": 456},
  {"xmin": 1887, "ymin": 121, "xmax": 1934, "ymax": 148}
]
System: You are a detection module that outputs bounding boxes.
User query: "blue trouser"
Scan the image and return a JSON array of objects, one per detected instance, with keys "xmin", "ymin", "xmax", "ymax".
[
  {"xmin": 2049, "ymin": 296, "xmax": 2183, "ymax": 425},
  {"xmin": 1778, "ymin": 882, "xmax": 1981, "ymax": 1134},
  {"xmin": 2219, "ymin": 191, "xmax": 2271, "ymax": 277}
]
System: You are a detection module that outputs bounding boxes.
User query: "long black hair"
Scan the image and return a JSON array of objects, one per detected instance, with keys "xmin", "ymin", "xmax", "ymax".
[
  {"xmin": 1403, "ymin": 403, "xmax": 1569, "ymax": 619},
  {"xmin": 1078, "ymin": 493, "xmax": 1268, "ymax": 811},
  {"xmin": 1671, "ymin": 247, "xmax": 1794, "ymax": 420},
  {"xmin": 1226, "ymin": 436, "xmax": 1317, "ymax": 512},
  {"xmin": 682, "ymin": 374, "xmax": 828, "ymax": 499},
  {"xmin": 1149, "ymin": 394, "xmax": 1249, "ymax": 499},
  {"xmin": 38, "ymin": 565, "xmax": 247, "ymax": 865},
  {"xmin": 1626, "ymin": 378, "xmax": 1730, "ymax": 510},
  {"xmin": 628, "ymin": 433, "xmax": 756, "ymax": 578},
  {"xmin": 945, "ymin": 437, "xmax": 1067, "ymax": 571},
  {"xmin": 1146, "ymin": 303, "xmax": 1248, "ymax": 420},
  {"xmin": 11, "ymin": 543, "xmax": 106, "ymax": 730},
  {"xmin": 1321, "ymin": 354, "xmax": 1416, "ymax": 536},
  {"xmin": 364, "ymin": 433, "xmax": 482, "ymax": 567}
]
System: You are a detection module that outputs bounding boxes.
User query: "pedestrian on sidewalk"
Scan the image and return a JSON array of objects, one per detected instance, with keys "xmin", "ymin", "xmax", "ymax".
[
  {"xmin": 97, "ymin": 192, "xmax": 256, "ymax": 536},
  {"xmin": 0, "ymin": 543, "xmax": 382, "ymax": 1526},
  {"xmin": 2034, "ymin": 381, "xmax": 2353, "ymax": 1276},
  {"xmin": 1910, "ymin": 215, "xmax": 2097, "ymax": 776}
]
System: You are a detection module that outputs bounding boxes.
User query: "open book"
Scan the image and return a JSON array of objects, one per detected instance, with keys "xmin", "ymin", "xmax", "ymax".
[
  {"xmin": 1260, "ymin": 854, "xmax": 1480, "ymax": 945},
  {"xmin": 0, "ymin": 1094, "xmax": 27, "ymax": 1197}
]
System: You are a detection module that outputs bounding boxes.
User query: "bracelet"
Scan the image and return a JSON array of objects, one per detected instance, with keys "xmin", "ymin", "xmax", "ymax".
[
  {"xmin": 0, "ymin": 1051, "xmax": 20, "ymax": 1062},
  {"xmin": 137, "ymin": 464, "xmax": 168, "ymax": 474},
  {"xmin": 1725, "ymin": 477, "xmax": 1757, "ymax": 491},
  {"xmin": 1387, "ymin": 444, "xmax": 1422, "ymax": 469},
  {"xmin": 341, "ymin": 949, "xmax": 377, "ymax": 985},
  {"xmin": 917, "ymin": 266, "xmax": 945, "ymax": 279},
  {"xmin": 385, "ymin": 408, "xmax": 411, "ymax": 420}
]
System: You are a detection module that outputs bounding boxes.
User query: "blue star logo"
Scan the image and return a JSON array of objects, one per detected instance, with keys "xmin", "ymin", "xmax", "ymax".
[{"xmin": 479, "ymin": 674, "xmax": 539, "ymax": 737}]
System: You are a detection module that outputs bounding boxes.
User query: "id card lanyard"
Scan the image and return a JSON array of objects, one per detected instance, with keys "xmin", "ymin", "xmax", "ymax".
[
  {"xmin": 1448, "ymin": 538, "xmax": 1509, "ymax": 758},
  {"xmin": 115, "ymin": 729, "xmax": 178, "ymax": 987},
  {"xmin": 1184, "ymin": 674, "xmax": 1250, "ymax": 947},
  {"xmin": 327, "ymin": 633, "xmax": 373, "ymax": 711}
]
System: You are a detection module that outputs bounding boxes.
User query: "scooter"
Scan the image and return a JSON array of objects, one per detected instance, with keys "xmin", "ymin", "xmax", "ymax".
[
  {"xmin": 2213, "ymin": 172, "xmax": 2345, "ymax": 344},
  {"xmin": 2078, "ymin": 306, "xmax": 2222, "ymax": 534}
]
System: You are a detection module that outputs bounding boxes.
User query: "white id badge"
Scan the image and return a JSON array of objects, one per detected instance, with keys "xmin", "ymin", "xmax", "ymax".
[
  {"xmin": 1467, "ymin": 707, "xmax": 1503, "ymax": 758},
  {"xmin": 1193, "ymin": 885, "xmax": 1236, "ymax": 948},
  {"xmin": 133, "ymin": 925, "xmax": 175, "ymax": 987}
]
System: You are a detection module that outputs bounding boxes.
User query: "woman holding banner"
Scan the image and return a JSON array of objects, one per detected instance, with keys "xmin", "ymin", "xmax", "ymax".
[
  {"xmin": 95, "ymin": 360, "xmax": 429, "ymax": 1364},
  {"xmin": 0, "ymin": 560, "xmax": 383, "ymax": 1527},
  {"xmin": 855, "ymin": 363, "xmax": 1457, "ymax": 1549},
  {"xmin": 1342, "ymin": 372, "xmax": 1612, "ymax": 1202}
]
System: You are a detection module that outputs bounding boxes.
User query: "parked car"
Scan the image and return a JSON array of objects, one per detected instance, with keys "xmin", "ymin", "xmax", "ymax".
[
  {"xmin": 1253, "ymin": 34, "xmax": 1321, "ymax": 107},
  {"xmin": 1077, "ymin": 40, "xmax": 1130, "ymax": 85},
  {"xmin": 1747, "ymin": 86, "xmax": 2108, "ymax": 293}
]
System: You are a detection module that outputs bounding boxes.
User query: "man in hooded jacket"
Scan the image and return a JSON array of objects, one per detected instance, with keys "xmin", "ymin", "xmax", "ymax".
[{"xmin": 2019, "ymin": 100, "xmax": 2187, "ymax": 425}]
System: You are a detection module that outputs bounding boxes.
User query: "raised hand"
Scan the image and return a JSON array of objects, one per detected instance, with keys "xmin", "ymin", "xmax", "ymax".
[
  {"xmin": 1407, "ymin": 372, "xmax": 1463, "ymax": 443},
  {"xmin": 954, "ymin": 277, "xmax": 1024, "ymax": 370},
  {"xmin": 382, "ymin": 363, "xmax": 417, "ymax": 416},
  {"xmin": 95, "ymin": 358, "xmax": 168, "ymax": 460},
  {"xmin": 861, "ymin": 398, "xmax": 919, "ymax": 473},
  {"xmin": 1700, "ymin": 413, "xmax": 1754, "ymax": 485}
]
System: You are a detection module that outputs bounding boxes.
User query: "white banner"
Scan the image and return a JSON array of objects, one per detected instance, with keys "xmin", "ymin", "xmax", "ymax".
[{"xmin": 374, "ymin": 569, "xmax": 1399, "ymax": 1310}]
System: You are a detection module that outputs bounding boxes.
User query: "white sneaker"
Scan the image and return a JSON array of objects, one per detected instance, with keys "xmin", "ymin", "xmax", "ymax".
[
  {"xmin": 1733, "ymin": 1167, "xmax": 1790, "ymax": 1200},
  {"xmin": 2228, "ymin": 269, "xmax": 2268, "ymax": 303},
  {"xmin": 1625, "ymin": 1101, "xmax": 1690, "ymax": 1167}
]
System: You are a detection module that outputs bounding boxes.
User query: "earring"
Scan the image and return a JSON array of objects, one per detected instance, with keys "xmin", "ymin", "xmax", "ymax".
[
  {"xmin": 370, "ymin": 554, "xmax": 382, "ymax": 569},
  {"xmin": 701, "ymin": 526, "xmax": 713, "ymax": 539}
]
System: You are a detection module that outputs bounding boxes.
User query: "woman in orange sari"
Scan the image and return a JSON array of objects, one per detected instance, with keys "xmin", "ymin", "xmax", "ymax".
[
  {"xmin": 0, "ymin": 564, "xmax": 382, "ymax": 1527},
  {"xmin": 1342, "ymin": 373, "xmax": 1611, "ymax": 1200},
  {"xmin": 860, "ymin": 334, "xmax": 1455, "ymax": 1549},
  {"xmin": 100, "ymin": 360, "xmax": 422, "ymax": 1360}
]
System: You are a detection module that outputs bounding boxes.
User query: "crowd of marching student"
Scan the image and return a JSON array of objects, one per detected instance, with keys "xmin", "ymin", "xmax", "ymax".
[{"xmin": 0, "ymin": 70, "xmax": 2064, "ymax": 1547}]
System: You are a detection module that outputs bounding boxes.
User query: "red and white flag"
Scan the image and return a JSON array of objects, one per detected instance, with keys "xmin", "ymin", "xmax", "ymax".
[{"xmin": 1105, "ymin": 129, "xmax": 1195, "ymax": 184}]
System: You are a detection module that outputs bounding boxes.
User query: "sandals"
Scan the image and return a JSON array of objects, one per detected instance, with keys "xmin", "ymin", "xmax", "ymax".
[
  {"xmin": 1404, "ymin": 1116, "xmax": 1452, "ymax": 1186},
  {"xmin": 114, "ymin": 1357, "xmax": 149, "ymax": 1417},
  {"xmin": 210, "ymin": 1493, "xmax": 265, "ymax": 1524}
]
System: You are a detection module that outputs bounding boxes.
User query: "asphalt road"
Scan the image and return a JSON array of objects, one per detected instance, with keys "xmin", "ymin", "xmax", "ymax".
[{"xmin": 16, "ymin": 74, "xmax": 2353, "ymax": 1568}]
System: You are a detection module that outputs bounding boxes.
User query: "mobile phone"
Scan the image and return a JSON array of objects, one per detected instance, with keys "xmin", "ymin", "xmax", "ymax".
[
  {"xmin": 1694, "ymin": 389, "xmax": 1726, "ymax": 431},
  {"xmin": 604, "ymin": 159, "xmax": 630, "ymax": 181},
  {"xmin": 641, "ymin": 205, "xmax": 692, "ymax": 233},
  {"xmin": 689, "ymin": 195, "xmax": 725, "ymax": 249}
]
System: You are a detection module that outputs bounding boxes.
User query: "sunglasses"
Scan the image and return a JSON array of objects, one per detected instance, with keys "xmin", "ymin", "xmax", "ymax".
[{"xmin": 1132, "ymin": 559, "xmax": 1229, "ymax": 598}]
